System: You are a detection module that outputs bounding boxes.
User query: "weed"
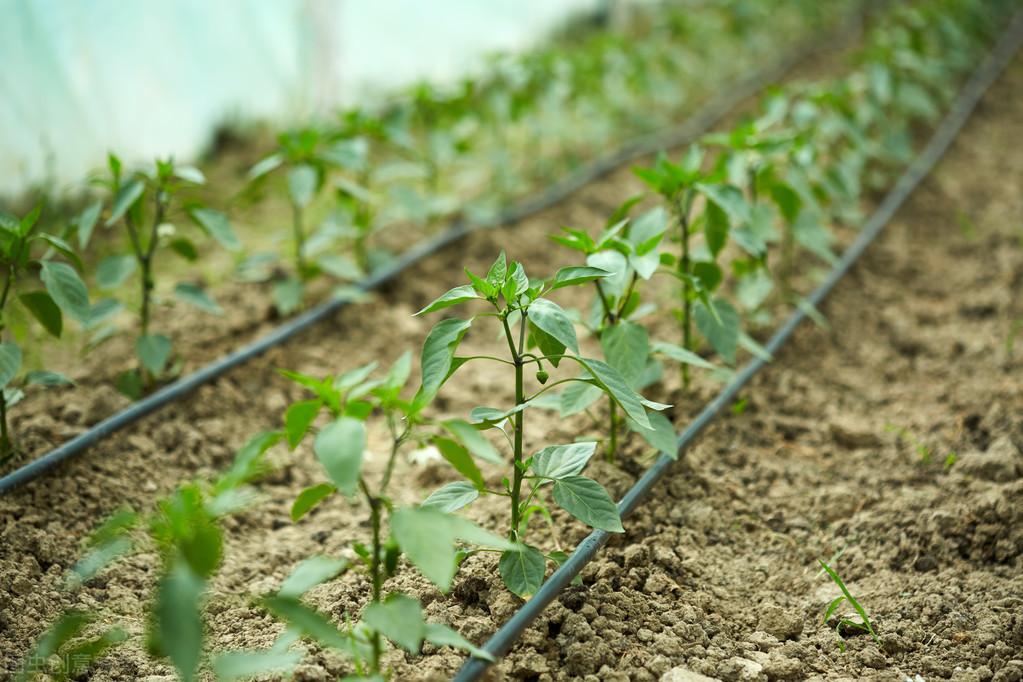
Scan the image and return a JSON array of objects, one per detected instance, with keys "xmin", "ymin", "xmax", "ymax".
[{"xmin": 819, "ymin": 559, "xmax": 881, "ymax": 651}]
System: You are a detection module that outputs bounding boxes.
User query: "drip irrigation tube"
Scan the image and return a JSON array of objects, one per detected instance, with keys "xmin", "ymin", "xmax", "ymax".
[
  {"xmin": 453, "ymin": 11, "xmax": 1023, "ymax": 681},
  {"xmin": 0, "ymin": 19, "xmax": 866, "ymax": 496}
]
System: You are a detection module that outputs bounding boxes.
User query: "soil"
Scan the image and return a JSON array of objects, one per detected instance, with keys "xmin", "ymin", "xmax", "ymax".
[{"xmin": 2, "ymin": 34, "xmax": 1022, "ymax": 682}]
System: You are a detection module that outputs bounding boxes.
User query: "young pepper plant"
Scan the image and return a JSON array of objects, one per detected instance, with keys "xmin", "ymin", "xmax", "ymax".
[
  {"xmin": 247, "ymin": 127, "xmax": 371, "ymax": 313},
  {"xmin": 92, "ymin": 154, "xmax": 240, "ymax": 397},
  {"xmin": 636, "ymin": 148, "xmax": 771, "ymax": 381},
  {"xmin": 414, "ymin": 251, "xmax": 670, "ymax": 597},
  {"xmin": 274, "ymin": 355, "xmax": 506, "ymax": 677},
  {"xmin": 551, "ymin": 200, "xmax": 703, "ymax": 463},
  {"xmin": 17, "ymin": 431, "xmax": 286, "ymax": 682},
  {"xmin": 0, "ymin": 206, "xmax": 88, "ymax": 460}
]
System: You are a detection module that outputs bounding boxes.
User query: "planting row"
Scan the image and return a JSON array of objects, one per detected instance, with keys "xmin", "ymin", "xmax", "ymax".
[
  {"xmin": 0, "ymin": 0, "xmax": 848, "ymax": 464},
  {"xmin": 12, "ymin": 0, "xmax": 1017, "ymax": 680}
]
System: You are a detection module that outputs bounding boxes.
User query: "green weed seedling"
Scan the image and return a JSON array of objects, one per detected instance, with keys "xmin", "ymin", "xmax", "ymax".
[
  {"xmin": 0, "ymin": 206, "xmax": 89, "ymax": 461},
  {"xmin": 819, "ymin": 559, "xmax": 880, "ymax": 652},
  {"xmin": 90, "ymin": 154, "xmax": 240, "ymax": 397},
  {"xmin": 552, "ymin": 199, "xmax": 711, "ymax": 462},
  {"xmin": 274, "ymin": 355, "xmax": 505, "ymax": 677},
  {"xmin": 247, "ymin": 127, "xmax": 373, "ymax": 313},
  {"xmin": 415, "ymin": 251, "xmax": 670, "ymax": 597}
]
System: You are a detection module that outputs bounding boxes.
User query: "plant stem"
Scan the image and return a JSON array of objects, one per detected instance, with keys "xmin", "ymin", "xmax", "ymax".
[
  {"xmin": 607, "ymin": 400, "xmax": 618, "ymax": 463},
  {"xmin": 291, "ymin": 202, "xmax": 306, "ymax": 280},
  {"xmin": 0, "ymin": 266, "xmax": 13, "ymax": 458},
  {"xmin": 675, "ymin": 190, "xmax": 693, "ymax": 389},
  {"xmin": 501, "ymin": 312, "xmax": 526, "ymax": 542},
  {"xmin": 359, "ymin": 477, "xmax": 384, "ymax": 673}
]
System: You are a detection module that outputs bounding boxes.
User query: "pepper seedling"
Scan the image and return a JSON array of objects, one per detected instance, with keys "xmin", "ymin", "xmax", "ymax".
[
  {"xmin": 247, "ymin": 127, "xmax": 372, "ymax": 313},
  {"xmin": 90, "ymin": 154, "xmax": 240, "ymax": 397},
  {"xmin": 414, "ymin": 251, "xmax": 670, "ymax": 597},
  {"xmin": 0, "ymin": 206, "xmax": 88, "ymax": 461},
  {"xmin": 552, "ymin": 199, "xmax": 706, "ymax": 462},
  {"xmin": 274, "ymin": 355, "xmax": 507, "ymax": 677}
]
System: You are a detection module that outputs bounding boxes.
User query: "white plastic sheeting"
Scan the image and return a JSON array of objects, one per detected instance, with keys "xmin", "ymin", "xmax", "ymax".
[{"xmin": 0, "ymin": 0, "xmax": 598, "ymax": 197}]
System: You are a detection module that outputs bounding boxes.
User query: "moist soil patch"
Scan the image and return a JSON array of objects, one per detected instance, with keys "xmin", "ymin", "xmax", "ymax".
[{"xmin": 1, "ymin": 47, "xmax": 1021, "ymax": 682}]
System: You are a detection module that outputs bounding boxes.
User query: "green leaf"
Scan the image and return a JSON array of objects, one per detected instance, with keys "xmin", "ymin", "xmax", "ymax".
[
  {"xmin": 498, "ymin": 545, "xmax": 546, "ymax": 598},
  {"xmin": 424, "ymin": 622, "xmax": 494, "ymax": 661},
  {"xmin": 13, "ymin": 611, "xmax": 91, "ymax": 682},
  {"xmin": 288, "ymin": 165, "xmax": 318, "ymax": 208},
  {"xmin": 422, "ymin": 481, "xmax": 479, "ymax": 513},
  {"xmin": 96, "ymin": 254, "xmax": 137, "ymax": 289},
  {"xmin": 529, "ymin": 323, "xmax": 566, "ymax": 368},
  {"xmin": 465, "ymin": 268, "xmax": 496, "ymax": 298},
  {"xmin": 291, "ymin": 483, "xmax": 336, "ymax": 521},
  {"xmin": 573, "ymin": 357, "xmax": 651, "ymax": 429},
  {"xmin": 553, "ymin": 476, "xmax": 624, "ymax": 532},
  {"xmin": 136, "ymin": 333, "xmax": 173, "ymax": 376},
  {"xmin": 416, "ymin": 317, "xmax": 472, "ymax": 404},
  {"xmin": 0, "ymin": 342, "xmax": 23, "ymax": 390},
  {"xmin": 527, "ymin": 298, "xmax": 578, "ymax": 354},
  {"xmin": 40, "ymin": 260, "xmax": 90, "ymax": 324},
  {"xmin": 434, "ymin": 437, "xmax": 486, "ymax": 490},
  {"xmin": 363, "ymin": 593, "xmax": 426, "ymax": 652},
  {"xmin": 697, "ymin": 183, "xmax": 750, "ymax": 223},
  {"xmin": 391, "ymin": 506, "xmax": 513, "ymax": 592},
  {"xmin": 248, "ymin": 153, "xmax": 284, "ymax": 181},
  {"xmin": 214, "ymin": 649, "xmax": 303, "ymax": 681},
  {"xmin": 634, "ymin": 410, "xmax": 678, "ymax": 458},
  {"xmin": 415, "ymin": 284, "xmax": 480, "ymax": 315},
  {"xmin": 559, "ymin": 381, "xmax": 602, "ymax": 417},
  {"xmin": 442, "ymin": 418, "xmax": 503, "ymax": 464},
  {"xmin": 284, "ymin": 399, "xmax": 322, "ymax": 449},
  {"xmin": 152, "ymin": 563, "xmax": 205, "ymax": 682},
  {"xmin": 189, "ymin": 207, "xmax": 241, "ymax": 251},
  {"xmin": 486, "ymin": 251, "xmax": 507, "ymax": 288},
  {"xmin": 26, "ymin": 370, "xmax": 73, "ymax": 387},
  {"xmin": 174, "ymin": 165, "xmax": 206, "ymax": 184},
  {"xmin": 692, "ymin": 261, "xmax": 723, "ymax": 292},
  {"xmin": 67, "ymin": 537, "xmax": 132, "ymax": 588},
  {"xmin": 262, "ymin": 596, "xmax": 349, "ymax": 651},
  {"xmin": 106, "ymin": 179, "xmax": 145, "ymax": 226},
  {"xmin": 695, "ymin": 299, "xmax": 740, "ymax": 364},
  {"xmin": 76, "ymin": 200, "xmax": 103, "ymax": 249},
  {"xmin": 36, "ymin": 233, "xmax": 85, "ymax": 271},
  {"xmin": 529, "ymin": 442, "xmax": 596, "ymax": 480},
  {"xmin": 19, "ymin": 291, "xmax": 63, "ymax": 337},
  {"xmin": 279, "ymin": 555, "xmax": 348, "ymax": 599},
  {"xmin": 174, "ymin": 282, "xmax": 222, "ymax": 314},
  {"xmin": 273, "ymin": 278, "xmax": 304, "ymax": 315},
  {"xmin": 550, "ymin": 266, "xmax": 611, "ymax": 291},
  {"xmin": 650, "ymin": 341, "xmax": 717, "ymax": 370},
  {"xmin": 62, "ymin": 626, "xmax": 128, "ymax": 678},
  {"xmin": 169, "ymin": 237, "xmax": 199, "ymax": 262},
  {"xmin": 600, "ymin": 321, "xmax": 649, "ymax": 387},
  {"xmin": 313, "ymin": 417, "xmax": 365, "ymax": 498}
]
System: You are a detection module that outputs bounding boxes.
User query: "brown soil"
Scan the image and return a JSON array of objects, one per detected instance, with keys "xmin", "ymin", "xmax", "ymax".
[{"xmin": 2, "ymin": 40, "xmax": 1022, "ymax": 682}]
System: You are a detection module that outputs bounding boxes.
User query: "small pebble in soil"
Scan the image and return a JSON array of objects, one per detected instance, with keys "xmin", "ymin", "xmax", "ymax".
[
  {"xmin": 660, "ymin": 667, "xmax": 720, "ymax": 682},
  {"xmin": 757, "ymin": 604, "xmax": 804, "ymax": 641},
  {"xmin": 762, "ymin": 650, "xmax": 803, "ymax": 680},
  {"xmin": 857, "ymin": 644, "xmax": 887, "ymax": 669}
]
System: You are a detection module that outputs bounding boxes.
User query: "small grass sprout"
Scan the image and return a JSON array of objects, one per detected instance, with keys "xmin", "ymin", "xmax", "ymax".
[{"xmin": 818, "ymin": 558, "xmax": 880, "ymax": 652}]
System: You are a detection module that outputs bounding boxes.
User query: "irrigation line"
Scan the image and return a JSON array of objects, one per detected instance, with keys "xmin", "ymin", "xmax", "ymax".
[
  {"xmin": 453, "ymin": 11, "xmax": 1023, "ymax": 681},
  {"xmin": 0, "ymin": 22, "xmax": 867, "ymax": 497}
]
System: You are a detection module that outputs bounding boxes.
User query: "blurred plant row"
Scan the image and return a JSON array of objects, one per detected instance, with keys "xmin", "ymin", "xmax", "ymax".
[
  {"xmin": 14, "ymin": 0, "xmax": 1015, "ymax": 679},
  {"xmin": 0, "ymin": 0, "xmax": 843, "ymax": 463}
]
